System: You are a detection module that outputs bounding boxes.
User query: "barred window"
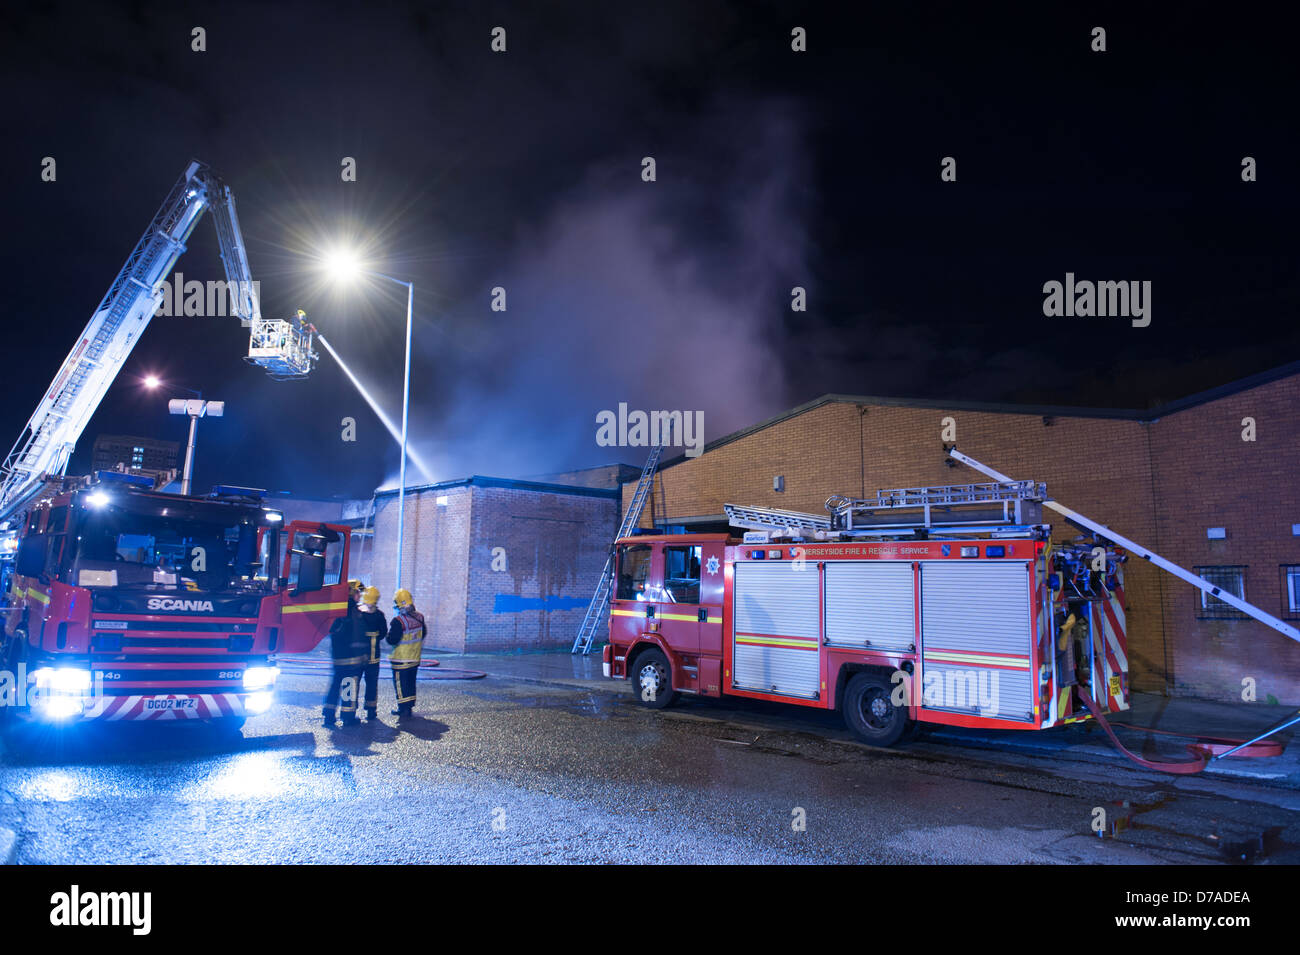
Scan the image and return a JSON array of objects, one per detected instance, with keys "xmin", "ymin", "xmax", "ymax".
[
  {"xmin": 1195, "ymin": 565, "xmax": 1247, "ymax": 620},
  {"xmin": 1281, "ymin": 566, "xmax": 1300, "ymax": 619}
]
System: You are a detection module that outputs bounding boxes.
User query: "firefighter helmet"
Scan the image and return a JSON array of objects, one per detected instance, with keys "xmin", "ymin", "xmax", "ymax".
[
  {"xmin": 394, "ymin": 588, "xmax": 414, "ymax": 610},
  {"xmin": 362, "ymin": 586, "xmax": 380, "ymax": 605},
  {"xmin": 348, "ymin": 578, "xmax": 363, "ymax": 596}
]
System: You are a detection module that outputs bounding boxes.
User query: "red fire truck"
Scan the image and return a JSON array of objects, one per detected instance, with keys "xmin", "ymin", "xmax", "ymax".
[
  {"xmin": 602, "ymin": 475, "xmax": 1129, "ymax": 745},
  {"xmin": 0, "ymin": 471, "xmax": 351, "ymax": 731}
]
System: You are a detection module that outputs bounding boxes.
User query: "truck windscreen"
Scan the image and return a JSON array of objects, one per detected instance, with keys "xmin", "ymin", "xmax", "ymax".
[{"xmin": 67, "ymin": 504, "xmax": 278, "ymax": 592}]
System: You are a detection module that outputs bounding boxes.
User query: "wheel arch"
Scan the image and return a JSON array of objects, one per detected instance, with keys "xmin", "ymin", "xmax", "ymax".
[
  {"xmin": 626, "ymin": 635, "xmax": 678, "ymax": 679},
  {"xmin": 832, "ymin": 661, "xmax": 905, "ymax": 712}
]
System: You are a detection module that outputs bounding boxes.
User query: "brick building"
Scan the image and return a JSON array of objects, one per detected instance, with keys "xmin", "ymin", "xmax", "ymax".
[
  {"xmin": 625, "ymin": 362, "xmax": 1300, "ymax": 704},
  {"xmin": 91, "ymin": 433, "xmax": 179, "ymax": 480},
  {"xmin": 366, "ymin": 477, "xmax": 620, "ymax": 652}
]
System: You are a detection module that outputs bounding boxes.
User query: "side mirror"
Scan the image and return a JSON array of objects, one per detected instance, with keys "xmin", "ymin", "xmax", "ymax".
[
  {"xmin": 16, "ymin": 536, "xmax": 45, "ymax": 578},
  {"xmin": 294, "ymin": 552, "xmax": 326, "ymax": 594}
]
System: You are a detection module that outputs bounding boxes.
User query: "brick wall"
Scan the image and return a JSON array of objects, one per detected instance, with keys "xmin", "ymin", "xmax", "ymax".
[
  {"xmin": 1148, "ymin": 375, "xmax": 1300, "ymax": 702},
  {"xmin": 366, "ymin": 481, "xmax": 618, "ymax": 653},
  {"xmin": 465, "ymin": 486, "xmax": 618, "ymax": 651},
  {"xmin": 369, "ymin": 486, "xmax": 472, "ymax": 651}
]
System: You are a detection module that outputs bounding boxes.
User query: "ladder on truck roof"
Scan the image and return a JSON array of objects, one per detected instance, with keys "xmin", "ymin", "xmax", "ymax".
[
  {"xmin": 947, "ymin": 447, "xmax": 1300, "ymax": 646},
  {"xmin": 572, "ymin": 445, "xmax": 664, "ymax": 654},
  {"xmin": 725, "ymin": 479, "xmax": 1049, "ymax": 540},
  {"xmin": 724, "ymin": 502, "xmax": 831, "ymax": 538}
]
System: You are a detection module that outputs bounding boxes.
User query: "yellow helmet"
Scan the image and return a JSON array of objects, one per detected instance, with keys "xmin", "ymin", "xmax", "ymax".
[
  {"xmin": 296, "ymin": 309, "xmax": 307, "ymax": 318},
  {"xmin": 362, "ymin": 586, "xmax": 380, "ymax": 605},
  {"xmin": 347, "ymin": 579, "xmax": 363, "ymax": 595},
  {"xmin": 394, "ymin": 588, "xmax": 413, "ymax": 610}
]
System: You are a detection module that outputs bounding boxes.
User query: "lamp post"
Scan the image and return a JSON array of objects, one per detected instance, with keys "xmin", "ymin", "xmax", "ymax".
[{"xmin": 323, "ymin": 255, "xmax": 414, "ymax": 590}]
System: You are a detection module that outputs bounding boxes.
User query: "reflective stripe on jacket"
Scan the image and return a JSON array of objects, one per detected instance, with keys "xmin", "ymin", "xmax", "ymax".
[
  {"xmin": 389, "ymin": 609, "xmax": 426, "ymax": 668},
  {"xmin": 357, "ymin": 607, "xmax": 388, "ymax": 664}
]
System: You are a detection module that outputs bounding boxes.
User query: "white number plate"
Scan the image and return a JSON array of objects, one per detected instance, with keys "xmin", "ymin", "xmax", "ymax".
[{"xmin": 144, "ymin": 696, "xmax": 197, "ymax": 711}]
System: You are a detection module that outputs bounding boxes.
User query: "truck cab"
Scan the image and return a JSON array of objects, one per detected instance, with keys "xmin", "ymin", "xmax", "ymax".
[
  {"xmin": 605, "ymin": 533, "xmax": 731, "ymax": 703},
  {"xmin": 0, "ymin": 473, "xmax": 349, "ymax": 727}
]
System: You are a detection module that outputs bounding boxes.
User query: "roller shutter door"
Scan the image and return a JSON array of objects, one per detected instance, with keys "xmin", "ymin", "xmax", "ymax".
[
  {"xmin": 732, "ymin": 561, "xmax": 820, "ymax": 699},
  {"xmin": 824, "ymin": 561, "xmax": 915, "ymax": 651},
  {"xmin": 920, "ymin": 561, "xmax": 1034, "ymax": 722}
]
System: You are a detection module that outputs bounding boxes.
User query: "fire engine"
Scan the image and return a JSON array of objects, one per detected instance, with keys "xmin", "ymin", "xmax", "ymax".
[
  {"xmin": 601, "ymin": 468, "xmax": 1127, "ymax": 745},
  {"xmin": 598, "ymin": 447, "xmax": 1300, "ymax": 752},
  {"xmin": 0, "ymin": 160, "xmax": 336, "ymax": 733},
  {"xmin": 0, "ymin": 471, "xmax": 351, "ymax": 729}
]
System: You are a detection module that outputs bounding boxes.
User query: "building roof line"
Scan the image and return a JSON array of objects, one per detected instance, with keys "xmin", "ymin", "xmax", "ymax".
[
  {"xmin": 656, "ymin": 359, "xmax": 1300, "ymax": 467},
  {"xmin": 373, "ymin": 475, "xmax": 620, "ymax": 500}
]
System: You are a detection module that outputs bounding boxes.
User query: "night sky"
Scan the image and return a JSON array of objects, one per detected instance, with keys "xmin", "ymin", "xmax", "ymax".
[{"xmin": 3, "ymin": 2, "xmax": 1296, "ymax": 500}]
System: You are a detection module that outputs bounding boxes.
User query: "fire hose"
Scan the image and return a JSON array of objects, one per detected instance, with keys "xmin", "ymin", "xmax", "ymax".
[
  {"xmin": 1079, "ymin": 693, "xmax": 1293, "ymax": 774},
  {"xmin": 273, "ymin": 655, "xmax": 486, "ymax": 681}
]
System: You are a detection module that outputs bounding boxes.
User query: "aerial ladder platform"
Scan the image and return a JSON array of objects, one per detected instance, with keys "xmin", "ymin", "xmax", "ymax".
[{"xmin": 0, "ymin": 160, "xmax": 317, "ymax": 523}]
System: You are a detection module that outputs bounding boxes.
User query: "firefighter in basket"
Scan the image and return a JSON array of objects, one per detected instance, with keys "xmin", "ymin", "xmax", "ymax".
[{"xmin": 385, "ymin": 588, "xmax": 426, "ymax": 719}]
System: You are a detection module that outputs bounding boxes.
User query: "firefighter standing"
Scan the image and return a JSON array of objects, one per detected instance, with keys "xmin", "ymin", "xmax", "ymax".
[
  {"xmin": 355, "ymin": 586, "xmax": 388, "ymax": 722},
  {"xmin": 386, "ymin": 588, "xmax": 426, "ymax": 718},
  {"xmin": 323, "ymin": 580, "xmax": 368, "ymax": 727}
]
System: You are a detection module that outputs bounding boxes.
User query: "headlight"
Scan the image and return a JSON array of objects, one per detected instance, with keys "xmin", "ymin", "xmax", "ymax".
[
  {"xmin": 244, "ymin": 691, "xmax": 273, "ymax": 714},
  {"xmin": 242, "ymin": 666, "xmax": 279, "ymax": 691},
  {"xmin": 32, "ymin": 667, "xmax": 93, "ymax": 692},
  {"xmin": 41, "ymin": 697, "xmax": 85, "ymax": 720}
]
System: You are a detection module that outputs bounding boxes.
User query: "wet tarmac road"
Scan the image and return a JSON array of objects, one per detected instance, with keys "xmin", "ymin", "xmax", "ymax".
[{"xmin": 1, "ymin": 672, "xmax": 1298, "ymax": 864}]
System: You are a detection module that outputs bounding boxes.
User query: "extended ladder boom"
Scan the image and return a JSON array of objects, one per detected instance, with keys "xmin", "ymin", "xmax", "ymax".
[
  {"xmin": 0, "ymin": 161, "xmax": 312, "ymax": 522},
  {"xmin": 948, "ymin": 447, "xmax": 1300, "ymax": 645}
]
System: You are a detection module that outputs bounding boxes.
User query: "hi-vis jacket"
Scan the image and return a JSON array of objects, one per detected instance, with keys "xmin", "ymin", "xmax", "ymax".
[{"xmin": 386, "ymin": 608, "xmax": 426, "ymax": 669}]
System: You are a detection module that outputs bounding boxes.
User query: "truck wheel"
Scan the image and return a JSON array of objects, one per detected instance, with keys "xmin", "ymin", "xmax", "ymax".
[
  {"xmin": 843, "ymin": 672, "xmax": 908, "ymax": 746},
  {"xmin": 632, "ymin": 648, "xmax": 677, "ymax": 710}
]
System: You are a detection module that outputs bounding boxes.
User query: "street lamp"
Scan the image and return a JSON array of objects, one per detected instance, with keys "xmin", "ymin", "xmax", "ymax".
[
  {"xmin": 323, "ymin": 252, "xmax": 414, "ymax": 590},
  {"xmin": 167, "ymin": 398, "xmax": 224, "ymax": 495}
]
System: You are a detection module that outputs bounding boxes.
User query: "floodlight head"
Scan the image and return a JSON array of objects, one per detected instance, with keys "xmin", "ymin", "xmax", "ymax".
[{"xmin": 324, "ymin": 248, "xmax": 362, "ymax": 282}]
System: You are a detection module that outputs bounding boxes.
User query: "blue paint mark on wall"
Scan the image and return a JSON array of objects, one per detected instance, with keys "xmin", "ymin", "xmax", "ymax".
[{"xmin": 493, "ymin": 594, "xmax": 589, "ymax": 614}]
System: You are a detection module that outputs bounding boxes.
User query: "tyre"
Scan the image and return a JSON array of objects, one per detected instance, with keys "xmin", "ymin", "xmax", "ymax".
[
  {"xmin": 842, "ymin": 671, "xmax": 909, "ymax": 746},
  {"xmin": 631, "ymin": 648, "xmax": 677, "ymax": 710}
]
